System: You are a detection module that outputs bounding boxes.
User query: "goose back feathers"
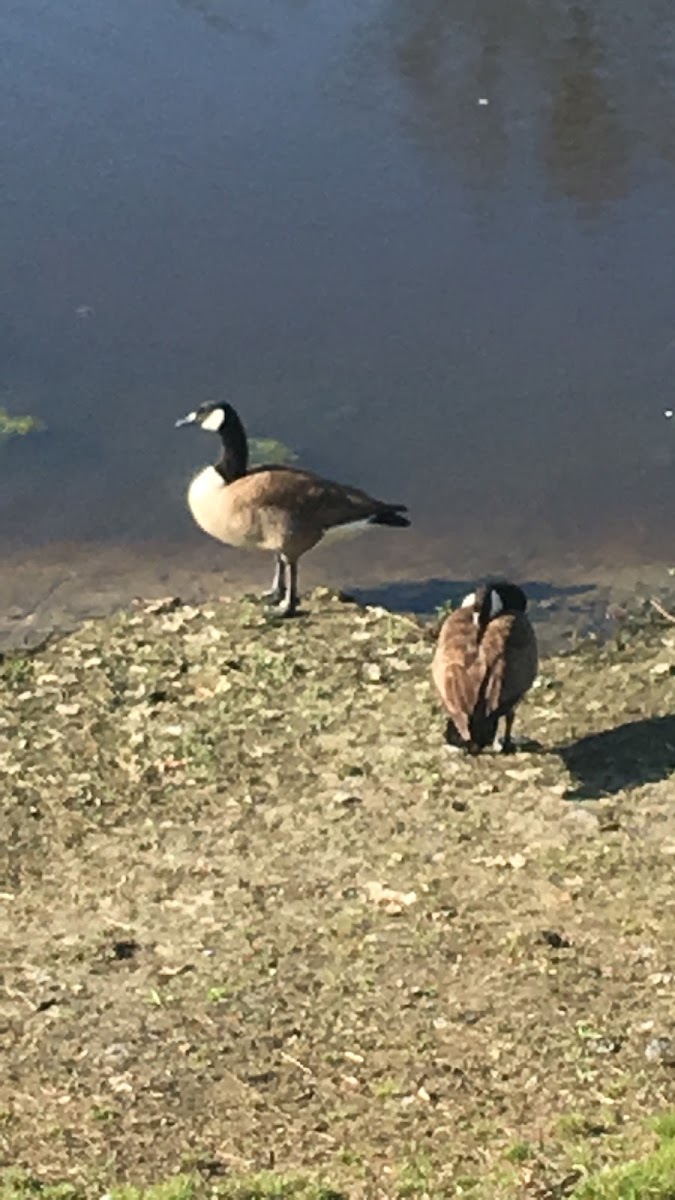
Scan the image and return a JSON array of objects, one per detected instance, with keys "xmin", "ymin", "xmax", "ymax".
[{"xmin": 432, "ymin": 582, "xmax": 538, "ymax": 753}]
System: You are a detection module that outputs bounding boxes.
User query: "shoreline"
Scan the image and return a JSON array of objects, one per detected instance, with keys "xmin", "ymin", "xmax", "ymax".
[{"xmin": 2, "ymin": 535, "xmax": 675, "ymax": 654}]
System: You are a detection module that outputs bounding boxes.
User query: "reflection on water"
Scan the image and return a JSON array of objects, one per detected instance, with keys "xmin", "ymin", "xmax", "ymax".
[
  {"xmin": 366, "ymin": 0, "xmax": 671, "ymax": 211},
  {"xmin": 175, "ymin": 0, "xmax": 274, "ymax": 40},
  {"xmin": 2, "ymin": 0, "xmax": 675, "ymax": 626},
  {"xmin": 544, "ymin": 7, "xmax": 628, "ymax": 210}
]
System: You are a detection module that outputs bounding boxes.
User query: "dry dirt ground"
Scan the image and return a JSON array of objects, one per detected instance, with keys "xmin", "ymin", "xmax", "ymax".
[{"xmin": 1, "ymin": 590, "xmax": 675, "ymax": 1198}]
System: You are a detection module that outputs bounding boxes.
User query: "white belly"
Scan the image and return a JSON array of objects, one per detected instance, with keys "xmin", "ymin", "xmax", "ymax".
[
  {"xmin": 320, "ymin": 518, "xmax": 373, "ymax": 544},
  {"xmin": 187, "ymin": 466, "xmax": 236, "ymax": 545}
]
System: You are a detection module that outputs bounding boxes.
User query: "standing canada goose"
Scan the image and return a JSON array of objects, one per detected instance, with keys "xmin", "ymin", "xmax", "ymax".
[
  {"xmin": 432, "ymin": 581, "xmax": 538, "ymax": 754},
  {"xmin": 176, "ymin": 402, "xmax": 410, "ymax": 616}
]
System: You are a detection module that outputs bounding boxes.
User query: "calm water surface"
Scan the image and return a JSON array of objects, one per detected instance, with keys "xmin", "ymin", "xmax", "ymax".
[{"xmin": 3, "ymin": 0, "xmax": 675, "ymax": 631}]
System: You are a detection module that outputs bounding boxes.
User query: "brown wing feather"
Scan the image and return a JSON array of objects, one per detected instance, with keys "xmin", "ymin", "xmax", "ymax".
[
  {"xmin": 432, "ymin": 609, "xmax": 486, "ymax": 742},
  {"xmin": 481, "ymin": 612, "xmax": 538, "ymax": 716},
  {"xmin": 240, "ymin": 466, "xmax": 405, "ymax": 527}
]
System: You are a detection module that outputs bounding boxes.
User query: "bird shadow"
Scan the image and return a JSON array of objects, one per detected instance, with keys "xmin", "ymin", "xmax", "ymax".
[
  {"xmin": 350, "ymin": 576, "xmax": 596, "ymax": 615},
  {"xmin": 559, "ymin": 714, "xmax": 675, "ymax": 800},
  {"xmin": 349, "ymin": 576, "xmax": 602, "ymax": 652}
]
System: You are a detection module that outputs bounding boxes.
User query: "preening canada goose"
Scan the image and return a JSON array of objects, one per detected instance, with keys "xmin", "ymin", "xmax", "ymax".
[
  {"xmin": 176, "ymin": 402, "xmax": 410, "ymax": 616},
  {"xmin": 432, "ymin": 581, "xmax": 538, "ymax": 754}
]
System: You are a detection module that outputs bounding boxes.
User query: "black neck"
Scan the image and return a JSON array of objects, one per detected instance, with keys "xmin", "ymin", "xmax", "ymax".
[{"xmin": 214, "ymin": 408, "xmax": 248, "ymax": 483}]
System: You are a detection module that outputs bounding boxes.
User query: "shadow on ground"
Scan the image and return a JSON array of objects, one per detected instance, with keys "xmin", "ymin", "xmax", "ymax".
[
  {"xmin": 351, "ymin": 577, "xmax": 603, "ymax": 652},
  {"xmin": 350, "ymin": 577, "xmax": 597, "ymax": 615},
  {"xmin": 560, "ymin": 713, "xmax": 675, "ymax": 800}
]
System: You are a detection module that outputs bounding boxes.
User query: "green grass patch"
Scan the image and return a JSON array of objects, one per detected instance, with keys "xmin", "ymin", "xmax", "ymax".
[
  {"xmin": 503, "ymin": 1141, "xmax": 534, "ymax": 1164},
  {"xmin": 0, "ymin": 1174, "xmax": 345, "ymax": 1200},
  {"xmin": 0, "ymin": 1171, "xmax": 81, "ymax": 1200},
  {"xmin": 394, "ymin": 1152, "xmax": 436, "ymax": 1198},
  {"xmin": 111, "ymin": 1179, "xmax": 195, "ymax": 1200},
  {"xmin": 213, "ymin": 1175, "xmax": 344, "ymax": 1200},
  {"xmin": 571, "ymin": 1131, "xmax": 675, "ymax": 1198},
  {"xmin": 653, "ymin": 1113, "xmax": 675, "ymax": 1143}
]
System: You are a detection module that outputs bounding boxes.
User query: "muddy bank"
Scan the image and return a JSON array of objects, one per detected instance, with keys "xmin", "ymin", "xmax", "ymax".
[
  {"xmin": 1, "ymin": 591, "xmax": 675, "ymax": 1197},
  {"xmin": 2, "ymin": 537, "xmax": 675, "ymax": 656}
]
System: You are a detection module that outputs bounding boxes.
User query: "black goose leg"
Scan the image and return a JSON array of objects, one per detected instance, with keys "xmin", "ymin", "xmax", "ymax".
[
  {"xmin": 500, "ymin": 709, "xmax": 517, "ymax": 754},
  {"xmin": 260, "ymin": 554, "xmax": 286, "ymax": 604},
  {"xmin": 278, "ymin": 558, "xmax": 299, "ymax": 618},
  {"xmin": 444, "ymin": 718, "xmax": 467, "ymax": 753}
]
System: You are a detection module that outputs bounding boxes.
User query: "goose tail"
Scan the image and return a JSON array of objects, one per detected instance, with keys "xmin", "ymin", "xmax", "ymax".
[{"xmin": 369, "ymin": 505, "xmax": 410, "ymax": 529}]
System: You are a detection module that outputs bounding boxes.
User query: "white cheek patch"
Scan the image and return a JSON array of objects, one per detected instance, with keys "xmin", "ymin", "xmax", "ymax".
[
  {"xmin": 490, "ymin": 590, "xmax": 504, "ymax": 617},
  {"xmin": 461, "ymin": 592, "xmax": 476, "ymax": 609},
  {"xmin": 201, "ymin": 407, "xmax": 225, "ymax": 432}
]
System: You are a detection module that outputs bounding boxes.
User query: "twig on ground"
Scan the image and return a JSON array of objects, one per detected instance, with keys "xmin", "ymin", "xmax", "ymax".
[
  {"xmin": 280, "ymin": 1050, "xmax": 314, "ymax": 1076},
  {"xmin": 650, "ymin": 597, "xmax": 675, "ymax": 625}
]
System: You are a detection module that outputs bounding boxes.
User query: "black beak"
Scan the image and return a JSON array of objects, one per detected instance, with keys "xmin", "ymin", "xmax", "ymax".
[{"xmin": 175, "ymin": 413, "xmax": 197, "ymax": 428}]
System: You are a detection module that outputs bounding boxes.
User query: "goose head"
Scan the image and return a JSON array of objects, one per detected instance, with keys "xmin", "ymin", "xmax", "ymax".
[
  {"xmin": 175, "ymin": 402, "xmax": 236, "ymax": 433},
  {"xmin": 461, "ymin": 582, "xmax": 527, "ymax": 627}
]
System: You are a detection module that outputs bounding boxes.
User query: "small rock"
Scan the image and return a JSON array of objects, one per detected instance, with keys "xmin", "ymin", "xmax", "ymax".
[
  {"xmin": 456, "ymin": 1010, "xmax": 482, "ymax": 1025},
  {"xmin": 363, "ymin": 663, "xmax": 382, "ymax": 683},
  {"xmin": 363, "ymin": 881, "xmax": 417, "ymax": 913},
  {"xmin": 505, "ymin": 766, "xmax": 541, "ymax": 781},
  {"xmin": 35, "ymin": 997, "xmax": 58, "ymax": 1013},
  {"xmin": 591, "ymin": 1037, "xmax": 623, "ymax": 1055},
  {"xmin": 340, "ymin": 1073, "xmax": 360, "ymax": 1090},
  {"xmin": 645, "ymin": 1037, "xmax": 675, "ymax": 1064},
  {"xmin": 344, "ymin": 1050, "xmax": 364, "ymax": 1064},
  {"xmin": 647, "ymin": 972, "xmax": 673, "ymax": 986},
  {"xmin": 540, "ymin": 930, "xmax": 572, "ymax": 950},
  {"xmin": 103, "ymin": 1044, "xmax": 129, "ymax": 1062},
  {"xmin": 139, "ymin": 596, "xmax": 182, "ymax": 614},
  {"xmin": 111, "ymin": 940, "xmax": 139, "ymax": 961},
  {"xmin": 334, "ymin": 792, "xmax": 362, "ymax": 808}
]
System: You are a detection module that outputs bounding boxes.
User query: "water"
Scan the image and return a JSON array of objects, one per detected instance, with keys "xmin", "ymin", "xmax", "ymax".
[{"xmin": 2, "ymin": 0, "xmax": 675, "ymax": 642}]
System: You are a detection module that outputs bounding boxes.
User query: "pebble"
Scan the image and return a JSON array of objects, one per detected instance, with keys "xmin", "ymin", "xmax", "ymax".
[
  {"xmin": 645, "ymin": 1036, "xmax": 675, "ymax": 1064},
  {"xmin": 541, "ymin": 930, "xmax": 572, "ymax": 950},
  {"xmin": 363, "ymin": 663, "xmax": 382, "ymax": 682}
]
